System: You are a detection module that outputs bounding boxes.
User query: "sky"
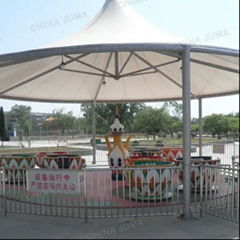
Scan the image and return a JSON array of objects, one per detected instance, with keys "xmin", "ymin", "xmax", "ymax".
[{"xmin": 0, "ymin": 0, "xmax": 239, "ymax": 118}]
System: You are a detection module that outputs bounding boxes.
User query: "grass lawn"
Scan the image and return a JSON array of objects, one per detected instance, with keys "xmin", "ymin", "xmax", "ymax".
[{"xmin": 131, "ymin": 137, "xmax": 233, "ymax": 146}]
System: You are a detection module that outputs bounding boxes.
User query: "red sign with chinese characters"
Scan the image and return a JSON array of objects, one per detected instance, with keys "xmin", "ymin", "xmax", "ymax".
[{"xmin": 26, "ymin": 169, "xmax": 82, "ymax": 193}]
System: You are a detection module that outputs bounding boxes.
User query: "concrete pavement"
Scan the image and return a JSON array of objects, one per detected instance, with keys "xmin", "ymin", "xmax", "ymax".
[
  {"xmin": 0, "ymin": 212, "xmax": 239, "ymax": 239},
  {"xmin": 0, "ymin": 140, "xmax": 239, "ymax": 239}
]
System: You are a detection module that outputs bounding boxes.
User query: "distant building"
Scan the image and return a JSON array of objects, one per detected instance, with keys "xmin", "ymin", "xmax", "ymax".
[
  {"xmin": 31, "ymin": 112, "xmax": 51, "ymax": 122},
  {"xmin": 5, "ymin": 112, "xmax": 51, "ymax": 138},
  {"xmin": 7, "ymin": 120, "xmax": 17, "ymax": 137}
]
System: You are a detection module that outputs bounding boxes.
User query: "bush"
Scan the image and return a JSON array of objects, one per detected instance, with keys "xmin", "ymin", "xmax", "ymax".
[
  {"xmin": 177, "ymin": 132, "xmax": 182, "ymax": 138},
  {"xmin": 1, "ymin": 136, "xmax": 9, "ymax": 141},
  {"xmin": 155, "ymin": 140, "xmax": 164, "ymax": 147},
  {"xmin": 132, "ymin": 140, "xmax": 140, "ymax": 146}
]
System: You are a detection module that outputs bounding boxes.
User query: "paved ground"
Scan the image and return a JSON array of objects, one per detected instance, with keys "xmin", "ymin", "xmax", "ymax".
[
  {"xmin": 0, "ymin": 212, "xmax": 239, "ymax": 239},
  {"xmin": 1, "ymin": 140, "xmax": 239, "ymax": 239}
]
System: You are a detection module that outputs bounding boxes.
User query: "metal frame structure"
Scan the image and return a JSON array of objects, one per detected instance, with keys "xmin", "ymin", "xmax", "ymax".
[
  {"xmin": 182, "ymin": 46, "xmax": 192, "ymax": 220},
  {"xmin": 0, "ymin": 42, "xmax": 239, "ymax": 220},
  {"xmin": 0, "ymin": 44, "xmax": 238, "ymax": 102},
  {"xmin": 0, "ymin": 0, "xmax": 239, "ymax": 221}
]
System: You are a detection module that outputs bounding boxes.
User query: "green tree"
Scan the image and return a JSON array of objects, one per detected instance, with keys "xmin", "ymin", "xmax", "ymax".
[
  {"xmin": 203, "ymin": 114, "xmax": 229, "ymax": 139},
  {"xmin": 51, "ymin": 109, "xmax": 76, "ymax": 135},
  {"xmin": 167, "ymin": 117, "xmax": 182, "ymax": 138},
  {"xmin": 0, "ymin": 106, "xmax": 7, "ymax": 145},
  {"xmin": 163, "ymin": 101, "xmax": 183, "ymax": 137},
  {"xmin": 73, "ymin": 117, "xmax": 89, "ymax": 135},
  {"xmin": 133, "ymin": 107, "xmax": 170, "ymax": 140},
  {"xmin": 191, "ymin": 122, "xmax": 199, "ymax": 139},
  {"xmin": 81, "ymin": 103, "xmax": 144, "ymax": 134},
  {"xmin": 163, "ymin": 101, "xmax": 183, "ymax": 120},
  {"xmin": 227, "ymin": 114, "xmax": 239, "ymax": 138},
  {"xmin": 9, "ymin": 105, "xmax": 32, "ymax": 140}
]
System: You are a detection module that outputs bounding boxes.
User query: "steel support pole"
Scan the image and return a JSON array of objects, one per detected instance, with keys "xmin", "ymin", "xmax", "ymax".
[
  {"xmin": 198, "ymin": 98, "xmax": 203, "ymax": 156},
  {"xmin": 92, "ymin": 102, "xmax": 96, "ymax": 164},
  {"xmin": 182, "ymin": 46, "xmax": 192, "ymax": 220}
]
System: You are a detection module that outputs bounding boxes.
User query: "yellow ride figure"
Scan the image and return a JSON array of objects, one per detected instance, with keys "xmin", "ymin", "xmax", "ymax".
[{"xmin": 105, "ymin": 114, "xmax": 133, "ymax": 180}]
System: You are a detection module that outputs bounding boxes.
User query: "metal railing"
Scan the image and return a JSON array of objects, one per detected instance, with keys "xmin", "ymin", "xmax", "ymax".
[
  {"xmin": 0, "ymin": 164, "xmax": 239, "ymax": 223},
  {"xmin": 192, "ymin": 141, "xmax": 239, "ymax": 166},
  {"xmin": 200, "ymin": 165, "xmax": 239, "ymax": 223},
  {"xmin": 0, "ymin": 166, "xmax": 183, "ymax": 219}
]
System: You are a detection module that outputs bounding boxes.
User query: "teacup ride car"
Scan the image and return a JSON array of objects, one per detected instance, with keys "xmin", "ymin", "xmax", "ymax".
[
  {"xmin": 36, "ymin": 151, "xmax": 68, "ymax": 168},
  {"xmin": 131, "ymin": 147, "xmax": 183, "ymax": 161},
  {"xmin": 161, "ymin": 147, "xmax": 183, "ymax": 161},
  {"xmin": 131, "ymin": 149, "xmax": 163, "ymax": 157},
  {"xmin": 40, "ymin": 153, "xmax": 86, "ymax": 170},
  {"xmin": 174, "ymin": 156, "xmax": 220, "ymax": 191},
  {"xmin": 0, "ymin": 154, "xmax": 36, "ymax": 182},
  {"xmin": 125, "ymin": 156, "xmax": 176, "ymax": 201}
]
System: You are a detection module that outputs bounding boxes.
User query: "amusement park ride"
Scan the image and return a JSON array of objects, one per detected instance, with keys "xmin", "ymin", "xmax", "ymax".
[
  {"xmin": 103, "ymin": 107, "xmax": 220, "ymax": 200},
  {"xmin": 0, "ymin": 106, "xmax": 221, "ymax": 201}
]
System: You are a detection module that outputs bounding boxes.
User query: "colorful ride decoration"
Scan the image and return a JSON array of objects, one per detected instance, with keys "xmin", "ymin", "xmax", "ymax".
[
  {"xmin": 125, "ymin": 158, "xmax": 175, "ymax": 201},
  {"xmin": 130, "ymin": 147, "xmax": 183, "ymax": 162},
  {"xmin": 161, "ymin": 147, "xmax": 183, "ymax": 162},
  {"xmin": 36, "ymin": 151, "xmax": 68, "ymax": 168},
  {"xmin": 38, "ymin": 153, "xmax": 86, "ymax": 170},
  {"xmin": 174, "ymin": 156, "xmax": 220, "ymax": 191},
  {"xmin": 131, "ymin": 150, "xmax": 163, "ymax": 157},
  {"xmin": 105, "ymin": 114, "xmax": 133, "ymax": 180},
  {"xmin": 127, "ymin": 155, "xmax": 166, "ymax": 163},
  {"xmin": 0, "ymin": 154, "xmax": 36, "ymax": 182}
]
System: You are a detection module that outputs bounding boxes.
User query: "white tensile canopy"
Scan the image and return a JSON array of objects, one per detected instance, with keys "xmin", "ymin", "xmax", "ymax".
[
  {"xmin": 0, "ymin": 0, "xmax": 239, "ymax": 220},
  {"xmin": 0, "ymin": 0, "xmax": 238, "ymax": 103}
]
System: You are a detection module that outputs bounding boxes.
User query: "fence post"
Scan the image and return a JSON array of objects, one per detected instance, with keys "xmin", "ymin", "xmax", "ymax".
[
  {"xmin": 2, "ymin": 167, "xmax": 7, "ymax": 216},
  {"xmin": 199, "ymin": 159, "xmax": 203, "ymax": 217},
  {"xmin": 0, "ymin": 168, "xmax": 3, "ymax": 213},
  {"xmin": 50, "ymin": 193, "xmax": 53, "ymax": 216},
  {"xmin": 92, "ymin": 103, "xmax": 96, "ymax": 164},
  {"xmin": 84, "ymin": 169, "xmax": 88, "ymax": 223},
  {"xmin": 198, "ymin": 98, "xmax": 203, "ymax": 157},
  {"xmin": 231, "ymin": 167, "xmax": 235, "ymax": 221}
]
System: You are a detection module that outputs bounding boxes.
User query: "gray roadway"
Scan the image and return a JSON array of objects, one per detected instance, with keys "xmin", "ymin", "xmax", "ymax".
[{"xmin": 0, "ymin": 212, "xmax": 239, "ymax": 239}]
